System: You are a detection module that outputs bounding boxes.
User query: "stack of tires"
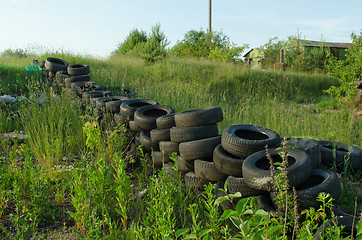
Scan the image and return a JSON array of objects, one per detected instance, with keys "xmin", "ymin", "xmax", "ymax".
[
  {"xmin": 170, "ymin": 107, "xmax": 225, "ymax": 190},
  {"xmin": 115, "ymin": 99, "xmax": 176, "ymax": 167},
  {"xmin": 212, "ymin": 125, "xmax": 343, "ymax": 213},
  {"xmin": 44, "ymin": 57, "xmax": 69, "ymax": 83},
  {"xmin": 214, "ymin": 124, "xmax": 282, "ymax": 209},
  {"xmin": 150, "ymin": 112, "xmax": 178, "ymax": 168}
]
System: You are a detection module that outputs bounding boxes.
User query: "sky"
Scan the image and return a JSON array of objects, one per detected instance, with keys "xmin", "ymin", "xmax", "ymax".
[{"xmin": 1, "ymin": 0, "xmax": 361, "ymax": 58}]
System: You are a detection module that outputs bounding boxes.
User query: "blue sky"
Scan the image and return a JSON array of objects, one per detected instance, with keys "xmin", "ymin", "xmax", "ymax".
[{"xmin": 1, "ymin": 0, "xmax": 361, "ymax": 58}]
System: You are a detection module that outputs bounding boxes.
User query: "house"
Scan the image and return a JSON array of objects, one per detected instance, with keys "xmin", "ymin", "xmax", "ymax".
[
  {"xmin": 243, "ymin": 48, "xmax": 265, "ymax": 69},
  {"xmin": 280, "ymin": 39, "xmax": 352, "ymax": 63}
]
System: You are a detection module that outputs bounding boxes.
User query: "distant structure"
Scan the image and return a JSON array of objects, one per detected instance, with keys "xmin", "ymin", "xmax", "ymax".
[
  {"xmin": 243, "ymin": 49, "xmax": 265, "ymax": 69},
  {"xmin": 280, "ymin": 39, "xmax": 352, "ymax": 63}
]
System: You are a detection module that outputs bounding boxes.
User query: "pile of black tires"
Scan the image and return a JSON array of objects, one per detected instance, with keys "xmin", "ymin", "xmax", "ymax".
[{"xmin": 37, "ymin": 57, "xmax": 362, "ymax": 219}]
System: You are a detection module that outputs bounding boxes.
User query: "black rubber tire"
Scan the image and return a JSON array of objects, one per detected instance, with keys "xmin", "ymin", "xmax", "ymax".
[
  {"xmin": 120, "ymin": 99, "xmax": 159, "ymax": 121},
  {"xmin": 95, "ymin": 96, "xmax": 114, "ymax": 113},
  {"xmin": 129, "ymin": 120, "xmax": 142, "ymax": 132},
  {"xmin": 135, "ymin": 132, "xmax": 141, "ymax": 146},
  {"xmin": 105, "ymin": 96, "xmax": 129, "ymax": 114},
  {"xmin": 71, "ymin": 81, "xmax": 98, "ymax": 97},
  {"xmin": 194, "ymin": 159, "xmax": 227, "ymax": 182},
  {"xmin": 151, "ymin": 151, "xmax": 171, "ymax": 168},
  {"xmin": 170, "ymin": 124, "xmax": 219, "ymax": 143},
  {"xmin": 38, "ymin": 60, "xmax": 45, "ymax": 68},
  {"xmin": 45, "ymin": 57, "xmax": 68, "ymax": 72},
  {"xmin": 67, "ymin": 64, "xmax": 90, "ymax": 76},
  {"xmin": 114, "ymin": 113, "xmax": 128, "ymax": 126},
  {"xmin": 257, "ymin": 194, "xmax": 277, "ymax": 213},
  {"xmin": 159, "ymin": 141, "xmax": 179, "ymax": 155},
  {"xmin": 139, "ymin": 130, "xmax": 160, "ymax": 152},
  {"xmin": 177, "ymin": 156, "xmax": 195, "ymax": 172},
  {"xmin": 184, "ymin": 172, "xmax": 209, "ymax": 191},
  {"xmin": 283, "ymin": 138, "xmax": 321, "ymax": 169},
  {"xmin": 82, "ymin": 90, "xmax": 113, "ymax": 101},
  {"xmin": 314, "ymin": 215, "xmax": 360, "ymax": 240},
  {"xmin": 156, "ymin": 113, "xmax": 176, "ymax": 129},
  {"xmin": 242, "ymin": 148, "xmax": 312, "ymax": 191},
  {"xmin": 174, "ymin": 106, "xmax": 223, "ymax": 127},
  {"xmin": 226, "ymin": 176, "xmax": 266, "ymax": 197},
  {"xmin": 294, "ymin": 169, "xmax": 341, "ymax": 210},
  {"xmin": 150, "ymin": 128, "xmax": 171, "ymax": 142},
  {"xmin": 221, "ymin": 124, "xmax": 281, "ymax": 158},
  {"xmin": 213, "ymin": 144, "xmax": 244, "ymax": 177},
  {"xmin": 75, "ymin": 83, "xmax": 104, "ymax": 97},
  {"xmin": 134, "ymin": 105, "xmax": 175, "ymax": 131},
  {"xmin": 179, "ymin": 136, "xmax": 221, "ymax": 161},
  {"xmin": 64, "ymin": 75, "xmax": 91, "ymax": 88},
  {"xmin": 55, "ymin": 70, "xmax": 69, "ymax": 85},
  {"xmin": 319, "ymin": 140, "xmax": 362, "ymax": 170}
]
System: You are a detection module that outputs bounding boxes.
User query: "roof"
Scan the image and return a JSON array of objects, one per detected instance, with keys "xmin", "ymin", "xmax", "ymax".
[
  {"xmin": 287, "ymin": 39, "xmax": 352, "ymax": 49},
  {"xmin": 243, "ymin": 48, "xmax": 265, "ymax": 58}
]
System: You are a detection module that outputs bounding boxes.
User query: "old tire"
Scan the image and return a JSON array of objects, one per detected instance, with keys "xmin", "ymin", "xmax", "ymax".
[
  {"xmin": 179, "ymin": 136, "xmax": 221, "ymax": 161},
  {"xmin": 242, "ymin": 148, "xmax": 312, "ymax": 191},
  {"xmin": 294, "ymin": 169, "xmax": 341, "ymax": 210},
  {"xmin": 170, "ymin": 124, "xmax": 219, "ymax": 143},
  {"xmin": 283, "ymin": 138, "xmax": 321, "ymax": 169},
  {"xmin": 82, "ymin": 90, "xmax": 112, "ymax": 101},
  {"xmin": 159, "ymin": 141, "xmax": 179, "ymax": 155},
  {"xmin": 213, "ymin": 144, "xmax": 244, "ymax": 177},
  {"xmin": 177, "ymin": 156, "xmax": 195, "ymax": 172},
  {"xmin": 120, "ymin": 99, "xmax": 159, "ymax": 121},
  {"xmin": 139, "ymin": 130, "xmax": 160, "ymax": 152},
  {"xmin": 45, "ymin": 57, "xmax": 68, "ymax": 72},
  {"xmin": 184, "ymin": 172, "xmax": 209, "ymax": 191},
  {"xmin": 64, "ymin": 75, "xmax": 91, "ymax": 88},
  {"xmin": 174, "ymin": 106, "xmax": 223, "ymax": 127},
  {"xmin": 150, "ymin": 128, "xmax": 171, "ymax": 142},
  {"xmin": 129, "ymin": 120, "xmax": 142, "ymax": 132},
  {"xmin": 226, "ymin": 176, "xmax": 266, "ymax": 197},
  {"xmin": 134, "ymin": 105, "xmax": 175, "ymax": 131},
  {"xmin": 194, "ymin": 159, "xmax": 227, "ymax": 182},
  {"xmin": 105, "ymin": 96, "xmax": 129, "ymax": 114},
  {"xmin": 319, "ymin": 140, "xmax": 362, "ymax": 169},
  {"xmin": 156, "ymin": 113, "xmax": 176, "ymax": 129},
  {"xmin": 221, "ymin": 124, "xmax": 281, "ymax": 158},
  {"xmin": 67, "ymin": 64, "xmax": 90, "ymax": 76}
]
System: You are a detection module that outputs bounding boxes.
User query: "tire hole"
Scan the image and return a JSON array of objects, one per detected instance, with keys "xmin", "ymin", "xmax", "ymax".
[
  {"xmin": 255, "ymin": 155, "xmax": 296, "ymax": 170},
  {"xmin": 295, "ymin": 175, "xmax": 325, "ymax": 190},
  {"xmin": 235, "ymin": 130, "xmax": 269, "ymax": 140},
  {"xmin": 144, "ymin": 109, "xmax": 168, "ymax": 117}
]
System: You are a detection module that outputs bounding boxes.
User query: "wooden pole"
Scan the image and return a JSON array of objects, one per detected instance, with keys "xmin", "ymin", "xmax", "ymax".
[{"xmin": 208, "ymin": 0, "xmax": 212, "ymax": 33}]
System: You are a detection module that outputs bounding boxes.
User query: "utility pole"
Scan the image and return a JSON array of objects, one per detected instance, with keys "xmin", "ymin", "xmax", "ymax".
[{"xmin": 208, "ymin": 0, "xmax": 212, "ymax": 33}]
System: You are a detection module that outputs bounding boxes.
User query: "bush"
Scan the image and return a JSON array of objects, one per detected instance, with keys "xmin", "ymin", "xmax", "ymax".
[
  {"xmin": 284, "ymin": 34, "xmax": 332, "ymax": 72},
  {"xmin": 325, "ymin": 30, "xmax": 362, "ymax": 100},
  {"xmin": 259, "ymin": 37, "xmax": 286, "ymax": 68},
  {"xmin": 112, "ymin": 23, "xmax": 169, "ymax": 63},
  {"xmin": 112, "ymin": 29, "xmax": 148, "ymax": 56},
  {"xmin": 169, "ymin": 29, "xmax": 248, "ymax": 62}
]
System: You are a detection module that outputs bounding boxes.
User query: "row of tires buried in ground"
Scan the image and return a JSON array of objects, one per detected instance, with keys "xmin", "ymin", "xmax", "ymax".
[{"xmin": 39, "ymin": 57, "xmax": 362, "ymax": 234}]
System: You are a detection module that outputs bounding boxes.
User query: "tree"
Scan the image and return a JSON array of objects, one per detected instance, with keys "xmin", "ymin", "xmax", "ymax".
[
  {"xmin": 325, "ymin": 31, "xmax": 362, "ymax": 100},
  {"xmin": 169, "ymin": 29, "xmax": 248, "ymax": 62},
  {"xmin": 259, "ymin": 37, "xmax": 286, "ymax": 67},
  {"xmin": 112, "ymin": 29, "xmax": 147, "ymax": 56}
]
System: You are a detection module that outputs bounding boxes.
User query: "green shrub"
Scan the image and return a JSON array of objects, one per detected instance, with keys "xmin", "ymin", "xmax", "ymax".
[
  {"xmin": 325, "ymin": 30, "xmax": 362, "ymax": 100},
  {"xmin": 169, "ymin": 29, "xmax": 247, "ymax": 62},
  {"xmin": 112, "ymin": 29, "xmax": 147, "ymax": 56}
]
